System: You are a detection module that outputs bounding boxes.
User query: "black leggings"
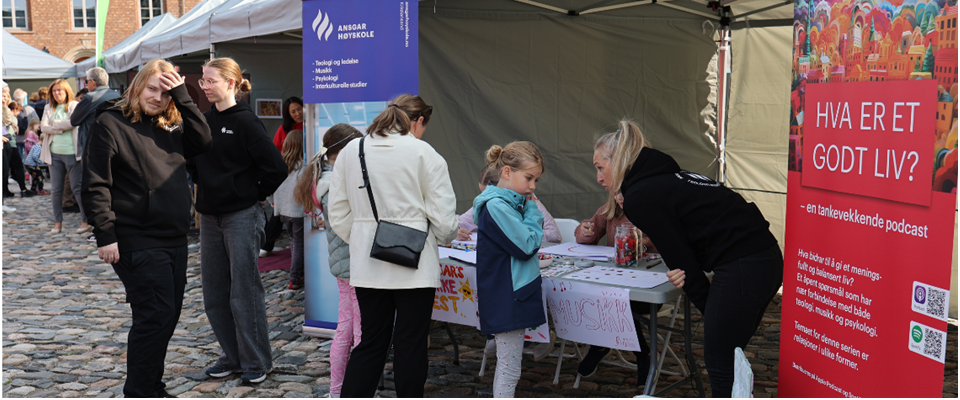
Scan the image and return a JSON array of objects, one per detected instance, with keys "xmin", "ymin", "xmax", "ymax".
[{"xmin": 702, "ymin": 245, "xmax": 783, "ymax": 397}]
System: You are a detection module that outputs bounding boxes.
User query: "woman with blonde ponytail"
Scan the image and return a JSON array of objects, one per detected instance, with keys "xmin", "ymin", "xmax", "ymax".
[
  {"xmin": 187, "ymin": 57, "xmax": 288, "ymax": 385},
  {"xmin": 596, "ymin": 119, "xmax": 782, "ymax": 397}
]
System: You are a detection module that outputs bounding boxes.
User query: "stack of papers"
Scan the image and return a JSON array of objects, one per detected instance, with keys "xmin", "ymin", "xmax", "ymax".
[
  {"xmin": 438, "ymin": 247, "xmax": 476, "ymax": 264},
  {"xmin": 538, "ymin": 243, "xmax": 614, "ymax": 261}
]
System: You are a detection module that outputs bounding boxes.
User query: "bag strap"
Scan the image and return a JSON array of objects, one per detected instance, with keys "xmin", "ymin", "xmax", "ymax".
[{"xmin": 358, "ymin": 135, "xmax": 379, "ymax": 222}]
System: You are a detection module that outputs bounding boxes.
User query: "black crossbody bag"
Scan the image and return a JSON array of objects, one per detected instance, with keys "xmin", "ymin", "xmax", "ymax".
[{"xmin": 358, "ymin": 136, "xmax": 429, "ymax": 269}]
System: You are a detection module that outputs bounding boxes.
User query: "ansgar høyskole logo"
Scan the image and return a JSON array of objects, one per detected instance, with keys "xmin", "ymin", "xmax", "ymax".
[{"xmin": 313, "ymin": 9, "xmax": 334, "ymax": 42}]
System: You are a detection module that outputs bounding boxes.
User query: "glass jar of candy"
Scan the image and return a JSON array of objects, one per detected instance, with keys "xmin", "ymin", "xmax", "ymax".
[{"xmin": 615, "ymin": 223, "xmax": 642, "ymax": 267}]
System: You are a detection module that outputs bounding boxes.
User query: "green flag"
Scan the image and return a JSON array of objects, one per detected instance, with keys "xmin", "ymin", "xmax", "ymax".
[{"xmin": 96, "ymin": 0, "xmax": 110, "ymax": 68}]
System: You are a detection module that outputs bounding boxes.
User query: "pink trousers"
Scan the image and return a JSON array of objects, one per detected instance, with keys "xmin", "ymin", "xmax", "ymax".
[{"xmin": 330, "ymin": 278, "xmax": 362, "ymax": 395}]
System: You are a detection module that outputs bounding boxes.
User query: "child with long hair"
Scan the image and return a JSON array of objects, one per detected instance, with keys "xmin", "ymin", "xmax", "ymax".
[
  {"xmin": 24, "ymin": 118, "xmax": 40, "ymax": 154},
  {"xmin": 294, "ymin": 123, "xmax": 362, "ymax": 398},
  {"xmin": 273, "ymin": 130, "xmax": 306, "ymax": 289},
  {"xmin": 473, "ymin": 141, "xmax": 547, "ymax": 398}
]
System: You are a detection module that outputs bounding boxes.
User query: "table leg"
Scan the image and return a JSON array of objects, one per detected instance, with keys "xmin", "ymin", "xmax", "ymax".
[
  {"xmin": 644, "ymin": 302, "xmax": 659, "ymax": 396},
  {"xmin": 442, "ymin": 322, "xmax": 460, "ymax": 365}
]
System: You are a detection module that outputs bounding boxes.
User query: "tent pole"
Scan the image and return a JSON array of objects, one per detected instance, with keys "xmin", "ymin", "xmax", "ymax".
[
  {"xmin": 209, "ymin": 43, "xmax": 216, "ymax": 61},
  {"xmin": 716, "ymin": 24, "xmax": 731, "ymax": 183}
]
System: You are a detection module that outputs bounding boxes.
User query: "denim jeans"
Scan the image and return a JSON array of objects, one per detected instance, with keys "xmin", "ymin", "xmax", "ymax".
[
  {"xmin": 200, "ymin": 203, "xmax": 272, "ymax": 373},
  {"xmin": 703, "ymin": 245, "xmax": 783, "ymax": 397},
  {"xmin": 49, "ymin": 153, "xmax": 85, "ymax": 222},
  {"xmin": 280, "ymin": 216, "xmax": 304, "ymax": 283}
]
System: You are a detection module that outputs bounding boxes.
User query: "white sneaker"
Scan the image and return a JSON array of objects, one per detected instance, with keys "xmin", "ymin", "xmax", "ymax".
[
  {"xmin": 484, "ymin": 338, "xmax": 497, "ymax": 358},
  {"xmin": 259, "ymin": 249, "xmax": 270, "ymax": 258},
  {"xmin": 2, "ymin": 205, "xmax": 16, "ymax": 213}
]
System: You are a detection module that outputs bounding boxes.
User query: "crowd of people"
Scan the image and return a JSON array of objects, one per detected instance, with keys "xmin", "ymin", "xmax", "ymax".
[{"xmin": 1, "ymin": 56, "xmax": 782, "ymax": 398}]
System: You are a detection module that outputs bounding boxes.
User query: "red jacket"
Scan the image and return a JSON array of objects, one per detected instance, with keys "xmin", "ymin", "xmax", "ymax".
[{"xmin": 272, "ymin": 122, "xmax": 303, "ymax": 150}]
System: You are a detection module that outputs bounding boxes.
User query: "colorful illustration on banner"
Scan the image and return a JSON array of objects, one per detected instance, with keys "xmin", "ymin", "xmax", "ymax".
[{"xmin": 788, "ymin": 0, "xmax": 958, "ymax": 194}]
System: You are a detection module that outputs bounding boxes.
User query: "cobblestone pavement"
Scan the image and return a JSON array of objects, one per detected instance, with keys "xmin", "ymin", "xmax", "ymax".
[{"xmin": 2, "ymin": 193, "xmax": 958, "ymax": 398}]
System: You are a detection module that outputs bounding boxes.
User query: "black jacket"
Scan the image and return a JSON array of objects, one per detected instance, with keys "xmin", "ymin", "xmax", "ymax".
[
  {"xmin": 620, "ymin": 148, "xmax": 779, "ymax": 313},
  {"xmin": 81, "ymin": 84, "xmax": 212, "ymax": 251},
  {"xmin": 71, "ymin": 85, "xmax": 121, "ymax": 154},
  {"xmin": 186, "ymin": 101, "xmax": 286, "ymax": 215}
]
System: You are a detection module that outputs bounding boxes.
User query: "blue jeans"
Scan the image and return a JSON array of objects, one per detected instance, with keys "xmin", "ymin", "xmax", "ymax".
[
  {"xmin": 49, "ymin": 153, "xmax": 85, "ymax": 223},
  {"xmin": 280, "ymin": 216, "xmax": 304, "ymax": 283},
  {"xmin": 200, "ymin": 204, "xmax": 272, "ymax": 373}
]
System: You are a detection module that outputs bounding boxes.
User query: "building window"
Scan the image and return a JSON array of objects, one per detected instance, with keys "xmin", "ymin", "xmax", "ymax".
[
  {"xmin": 73, "ymin": 0, "xmax": 95, "ymax": 29},
  {"xmin": 140, "ymin": 0, "xmax": 162, "ymax": 26},
  {"xmin": 2, "ymin": 0, "xmax": 28, "ymax": 29}
]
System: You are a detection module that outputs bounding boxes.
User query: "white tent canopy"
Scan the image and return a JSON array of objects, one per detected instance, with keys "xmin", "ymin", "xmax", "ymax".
[
  {"xmin": 77, "ymin": 13, "xmax": 179, "ymax": 75},
  {"xmin": 134, "ymin": 0, "xmax": 230, "ymax": 62},
  {"xmin": 2, "ymin": 30, "xmax": 78, "ymax": 80},
  {"xmin": 138, "ymin": 0, "xmax": 300, "ymax": 61}
]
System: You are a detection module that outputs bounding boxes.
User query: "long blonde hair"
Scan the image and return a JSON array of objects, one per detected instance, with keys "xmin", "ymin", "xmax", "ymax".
[
  {"xmin": 484, "ymin": 141, "xmax": 545, "ymax": 178},
  {"xmin": 282, "ymin": 130, "xmax": 304, "ymax": 173},
  {"xmin": 117, "ymin": 59, "xmax": 182, "ymax": 127},
  {"xmin": 595, "ymin": 119, "xmax": 651, "ymax": 219}
]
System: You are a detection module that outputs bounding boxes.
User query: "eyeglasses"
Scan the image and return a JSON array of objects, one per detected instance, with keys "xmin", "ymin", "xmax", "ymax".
[{"xmin": 198, "ymin": 78, "xmax": 222, "ymax": 88}]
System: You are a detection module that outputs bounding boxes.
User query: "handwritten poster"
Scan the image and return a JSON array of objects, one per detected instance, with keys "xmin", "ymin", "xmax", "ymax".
[
  {"xmin": 544, "ymin": 278, "xmax": 641, "ymax": 352},
  {"xmin": 432, "ymin": 262, "xmax": 479, "ymax": 328},
  {"xmin": 431, "ymin": 263, "xmax": 551, "ymax": 343}
]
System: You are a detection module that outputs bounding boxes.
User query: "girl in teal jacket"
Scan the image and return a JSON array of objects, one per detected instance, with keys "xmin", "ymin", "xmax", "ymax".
[{"xmin": 474, "ymin": 141, "xmax": 546, "ymax": 398}]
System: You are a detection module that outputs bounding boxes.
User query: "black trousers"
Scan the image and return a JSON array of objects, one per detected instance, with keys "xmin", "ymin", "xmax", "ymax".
[
  {"xmin": 702, "ymin": 245, "xmax": 783, "ymax": 397},
  {"xmin": 261, "ymin": 214, "xmax": 283, "ymax": 251},
  {"xmin": 112, "ymin": 245, "xmax": 188, "ymax": 398},
  {"xmin": 341, "ymin": 287, "xmax": 436, "ymax": 398},
  {"xmin": 2, "ymin": 140, "xmax": 26, "ymax": 193}
]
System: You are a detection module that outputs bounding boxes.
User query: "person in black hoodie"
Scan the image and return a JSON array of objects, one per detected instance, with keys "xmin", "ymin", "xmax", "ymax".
[
  {"xmin": 187, "ymin": 57, "xmax": 287, "ymax": 385},
  {"xmin": 594, "ymin": 119, "xmax": 783, "ymax": 398},
  {"xmin": 81, "ymin": 59, "xmax": 213, "ymax": 398}
]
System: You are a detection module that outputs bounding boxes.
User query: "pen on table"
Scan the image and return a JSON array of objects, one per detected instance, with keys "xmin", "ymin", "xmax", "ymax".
[{"xmin": 646, "ymin": 259, "xmax": 663, "ymax": 269}]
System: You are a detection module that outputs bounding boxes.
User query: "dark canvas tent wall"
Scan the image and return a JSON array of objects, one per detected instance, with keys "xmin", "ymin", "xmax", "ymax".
[{"xmin": 417, "ymin": 0, "xmax": 794, "ymax": 239}]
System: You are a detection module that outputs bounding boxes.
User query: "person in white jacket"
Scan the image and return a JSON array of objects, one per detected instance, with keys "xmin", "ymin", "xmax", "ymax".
[
  {"xmin": 328, "ymin": 95, "xmax": 458, "ymax": 398},
  {"xmin": 39, "ymin": 78, "xmax": 88, "ymax": 234}
]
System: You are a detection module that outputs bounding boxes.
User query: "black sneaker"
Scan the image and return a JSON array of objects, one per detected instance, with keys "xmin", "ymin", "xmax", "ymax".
[
  {"xmin": 205, "ymin": 364, "xmax": 240, "ymax": 378},
  {"xmin": 241, "ymin": 371, "xmax": 267, "ymax": 384},
  {"xmin": 20, "ymin": 190, "xmax": 35, "ymax": 198},
  {"xmin": 577, "ymin": 346, "xmax": 611, "ymax": 377}
]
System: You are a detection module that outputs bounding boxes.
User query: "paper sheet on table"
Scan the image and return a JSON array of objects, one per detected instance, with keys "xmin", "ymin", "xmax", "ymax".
[
  {"xmin": 438, "ymin": 247, "xmax": 476, "ymax": 264},
  {"xmin": 563, "ymin": 266, "xmax": 669, "ymax": 289},
  {"xmin": 538, "ymin": 242, "xmax": 614, "ymax": 261},
  {"xmin": 452, "ymin": 232, "xmax": 477, "ymax": 246}
]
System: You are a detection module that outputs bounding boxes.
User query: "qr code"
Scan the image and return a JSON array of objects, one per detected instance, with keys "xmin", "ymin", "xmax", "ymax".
[
  {"xmin": 927, "ymin": 287, "xmax": 947, "ymax": 319},
  {"xmin": 923, "ymin": 327, "xmax": 944, "ymax": 359}
]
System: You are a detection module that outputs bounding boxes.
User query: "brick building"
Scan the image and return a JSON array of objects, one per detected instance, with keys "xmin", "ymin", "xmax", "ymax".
[{"xmin": 3, "ymin": 0, "xmax": 202, "ymax": 62}]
